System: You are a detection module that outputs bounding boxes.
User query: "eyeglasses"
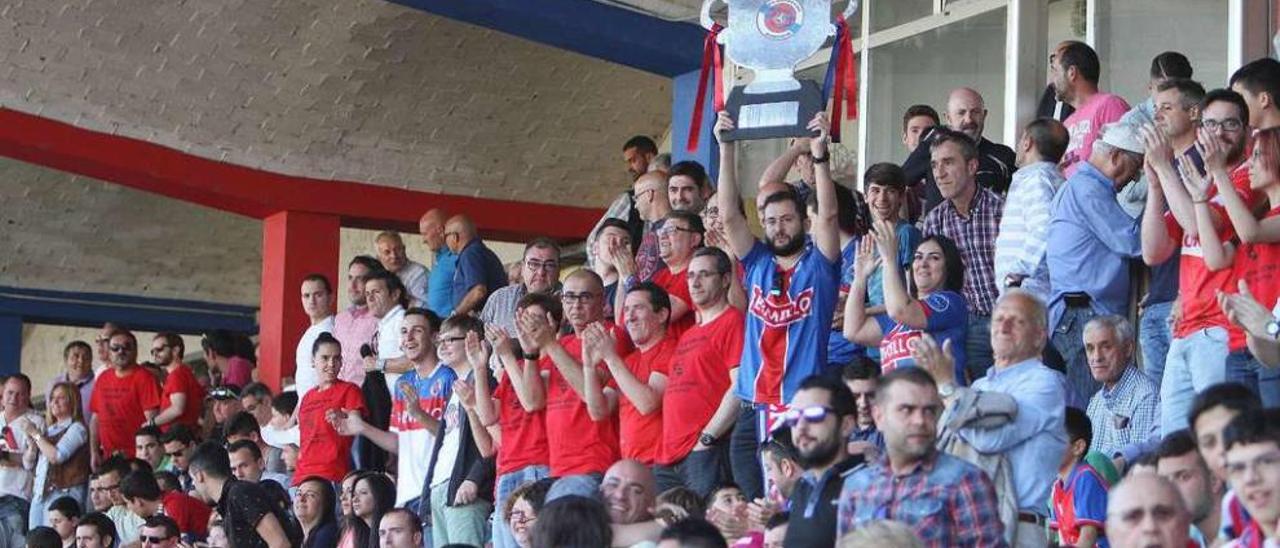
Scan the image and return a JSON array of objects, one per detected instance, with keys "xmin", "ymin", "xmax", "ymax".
[
  {"xmin": 509, "ymin": 511, "xmax": 534, "ymax": 524},
  {"xmin": 150, "ymin": 345, "xmax": 170, "ymax": 356},
  {"xmin": 90, "ymin": 484, "xmax": 120, "ymax": 494},
  {"xmin": 140, "ymin": 535, "xmax": 174, "ymax": 544},
  {"xmin": 524, "ymin": 259, "xmax": 559, "ymax": 272},
  {"xmin": 444, "ymin": 231, "xmax": 460, "ymax": 240},
  {"xmin": 636, "ymin": 188, "xmax": 657, "ymax": 202},
  {"xmin": 109, "ymin": 345, "xmax": 133, "ymax": 353},
  {"xmin": 1202, "ymin": 118, "xmax": 1244, "ymax": 133},
  {"xmin": 1226, "ymin": 451, "xmax": 1280, "ymax": 479},
  {"xmin": 782, "ymin": 405, "xmax": 837, "ymax": 427},
  {"xmin": 561, "ymin": 292, "xmax": 597, "ymax": 305},
  {"xmin": 656, "ymin": 224, "xmax": 700, "ymax": 237}
]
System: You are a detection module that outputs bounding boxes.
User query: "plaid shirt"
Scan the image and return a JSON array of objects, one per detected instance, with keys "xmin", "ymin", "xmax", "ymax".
[
  {"xmin": 1086, "ymin": 364, "xmax": 1160, "ymax": 463},
  {"xmin": 922, "ymin": 186, "xmax": 1004, "ymax": 316},
  {"xmin": 837, "ymin": 450, "xmax": 1007, "ymax": 547}
]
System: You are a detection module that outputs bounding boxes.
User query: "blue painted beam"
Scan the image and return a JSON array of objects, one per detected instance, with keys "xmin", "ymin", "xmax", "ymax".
[
  {"xmin": 0, "ymin": 285, "xmax": 258, "ymax": 336},
  {"xmin": 0, "ymin": 315, "xmax": 20, "ymax": 375},
  {"xmin": 389, "ymin": 0, "xmax": 706, "ymax": 77},
  {"xmin": 671, "ymin": 68, "xmax": 720, "ymax": 182}
]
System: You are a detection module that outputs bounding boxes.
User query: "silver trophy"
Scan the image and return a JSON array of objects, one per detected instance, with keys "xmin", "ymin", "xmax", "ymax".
[{"xmin": 701, "ymin": 0, "xmax": 858, "ymax": 140}]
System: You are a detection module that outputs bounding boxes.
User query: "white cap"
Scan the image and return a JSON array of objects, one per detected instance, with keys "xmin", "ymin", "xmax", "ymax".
[{"xmin": 1098, "ymin": 122, "xmax": 1145, "ymax": 155}]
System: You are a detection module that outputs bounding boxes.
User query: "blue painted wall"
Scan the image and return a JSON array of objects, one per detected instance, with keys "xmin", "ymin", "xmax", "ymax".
[{"xmin": 671, "ymin": 68, "xmax": 720, "ymax": 184}]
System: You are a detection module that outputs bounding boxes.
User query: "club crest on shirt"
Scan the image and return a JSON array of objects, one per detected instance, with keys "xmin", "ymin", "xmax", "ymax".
[{"xmin": 749, "ymin": 286, "xmax": 814, "ymax": 328}]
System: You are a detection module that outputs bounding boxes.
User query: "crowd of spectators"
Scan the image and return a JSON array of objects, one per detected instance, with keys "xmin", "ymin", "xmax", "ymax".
[{"xmin": 6, "ymin": 42, "xmax": 1280, "ymax": 548}]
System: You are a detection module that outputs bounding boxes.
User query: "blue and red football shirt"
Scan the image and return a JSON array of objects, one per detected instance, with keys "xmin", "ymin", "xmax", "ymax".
[{"xmin": 737, "ymin": 240, "xmax": 840, "ymax": 405}]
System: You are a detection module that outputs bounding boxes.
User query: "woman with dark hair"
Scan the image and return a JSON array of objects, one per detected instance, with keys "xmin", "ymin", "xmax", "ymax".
[
  {"xmin": 295, "ymin": 333, "xmax": 365, "ymax": 485},
  {"xmin": 295, "ymin": 476, "xmax": 339, "ymax": 548},
  {"xmin": 343, "ymin": 472, "xmax": 395, "ymax": 548},
  {"xmin": 529, "ymin": 495, "xmax": 612, "ymax": 548},
  {"xmin": 844, "ymin": 222, "xmax": 970, "ymax": 382},
  {"xmin": 503, "ymin": 479, "xmax": 555, "ymax": 548}
]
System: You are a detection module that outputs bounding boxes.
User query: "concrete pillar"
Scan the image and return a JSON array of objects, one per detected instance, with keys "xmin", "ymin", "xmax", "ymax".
[{"xmin": 259, "ymin": 211, "xmax": 340, "ymax": 393}]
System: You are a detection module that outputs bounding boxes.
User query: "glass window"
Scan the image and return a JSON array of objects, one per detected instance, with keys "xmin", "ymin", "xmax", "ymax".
[
  {"xmin": 870, "ymin": 0, "xmax": 934, "ymax": 33},
  {"xmin": 1092, "ymin": 0, "xmax": 1227, "ymax": 105},
  {"xmin": 864, "ymin": 8, "xmax": 1008, "ymax": 166}
]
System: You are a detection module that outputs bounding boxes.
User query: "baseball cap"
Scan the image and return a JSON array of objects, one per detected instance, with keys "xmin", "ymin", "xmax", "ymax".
[{"xmin": 1098, "ymin": 122, "xmax": 1145, "ymax": 155}]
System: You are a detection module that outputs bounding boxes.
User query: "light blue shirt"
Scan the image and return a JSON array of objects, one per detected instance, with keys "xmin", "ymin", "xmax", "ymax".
[
  {"xmin": 428, "ymin": 247, "xmax": 458, "ymax": 317},
  {"xmin": 960, "ymin": 358, "xmax": 1068, "ymax": 514},
  {"xmin": 994, "ymin": 161, "xmax": 1065, "ymax": 303},
  {"xmin": 1046, "ymin": 162, "xmax": 1143, "ymax": 331}
]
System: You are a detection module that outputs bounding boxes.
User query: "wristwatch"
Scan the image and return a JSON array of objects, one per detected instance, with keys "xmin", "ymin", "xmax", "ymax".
[
  {"xmin": 698, "ymin": 432, "xmax": 717, "ymax": 447},
  {"xmin": 1267, "ymin": 320, "xmax": 1280, "ymax": 340},
  {"xmin": 938, "ymin": 382, "xmax": 957, "ymax": 398},
  {"xmin": 811, "ymin": 152, "xmax": 830, "ymax": 164}
]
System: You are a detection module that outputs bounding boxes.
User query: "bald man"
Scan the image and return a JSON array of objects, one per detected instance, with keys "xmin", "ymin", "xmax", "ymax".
[
  {"xmin": 600, "ymin": 459, "xmax": 658, "ymax": 526},
  {"xmin": 609, "ymin": 171, "xmax": 670, "ymax": 284},
  {"xmin": 1106, "ymin": 473, "xmax": 1191, "ymax": 548},
  {"xmin": 444, "ymin": 214, "xmax": 508, "ymax": 316},
  {"xmin": 418, "ymin": 208, "xmax": 458, "ymax": 317},
  {"xmin": 902, "ymin": 87, "xmax": 1017, "ymax": 216}
]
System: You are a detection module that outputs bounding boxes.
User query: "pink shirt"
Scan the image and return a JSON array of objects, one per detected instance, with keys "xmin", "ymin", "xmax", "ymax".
[
  {"xmin": 1060, "ymin": 93, "xmax": 1130, "ymax": 177},
  {"xmin": 333, "ymin": 306, "xmax": 378, "ymax": 386},
  {"xmin": 222, "ymin": 356, "xmax": 253, "ymax": 388}
]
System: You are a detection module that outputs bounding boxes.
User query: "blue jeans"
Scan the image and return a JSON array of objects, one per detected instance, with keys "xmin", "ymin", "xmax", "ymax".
[
  {"xmin": 491, "ymin": 465, "xmax": 550, "ymax": 548},
  {"xmin": 654, "ymin": 442, "xmax": 728, "ymax": 499},
  {"xmin": 1139, "ymin": 301, "xmax": 1173, "ymax": 391},
  {"xmin": 728, "ymin": 404, "xmax": 764, "ymax": 501},
  {"xmin": 1160, "ymin": 327, "xmax": 1229, "ymax": 436},
  {"xmin": 1226, "ymin": 349, "xmax": 1260, "ymax": 395},
  {"xmin": 1052, "ymin": 306, "xmax": 1099, "ymax": 409},
  {"xmin": 1259, "ymin": 362, "xmax": 1280, "ymax": 408},
  {"xmin": 965, "ymin": 313, "xmax": 993, "ymax": 383}
]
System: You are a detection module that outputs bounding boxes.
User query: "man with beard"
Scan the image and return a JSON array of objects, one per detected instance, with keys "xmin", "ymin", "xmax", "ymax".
[
  {"xmin": 715, "ymin": 111, "xmax": 841, "ymax": 501},
  {"xmin": 1054, "ymin": 41, "xmax": 1131, "ymax": 176},
  {"xmin": 902, "ymin": 88, "xmax": 1017, "ymax": 215},
  {"xmin": 836, "ymin": 367, "xmax": 1003, "ymax": 547},
  {"xmin": 333, "ymin": 256, "xmax": 384, "ymax": 386},
  {"xmin": 668, "ymin": 160, "xmax": 712, "ymax": 214},
  {"xmin": 781, "ymin": 375, "xmax": 861, "ymax": 547},
  {"xmin": 922, "ymin": 129, "xmax": 1005, "ymax": 381},
  {"xmin": 1155, "ymin": 430, "xmax": 1225, "ymax": 546}
]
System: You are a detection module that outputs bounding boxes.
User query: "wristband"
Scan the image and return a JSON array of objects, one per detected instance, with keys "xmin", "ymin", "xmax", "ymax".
[
  {"xmin": 811, "ymin": 152, "xmax": 830, "ymax": 164},
  {"xmin": 522, "ymin": 351, "xmax": 540, "ymax": 360}
]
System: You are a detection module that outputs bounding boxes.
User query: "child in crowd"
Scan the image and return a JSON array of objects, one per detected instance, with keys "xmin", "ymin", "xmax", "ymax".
[{"xmin": 1050, "ymin": 408, "xmax": 1109, "ymax": 548}]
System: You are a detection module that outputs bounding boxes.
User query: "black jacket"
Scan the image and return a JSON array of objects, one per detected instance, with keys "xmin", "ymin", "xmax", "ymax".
[
  {"xmin": 784, "ymin": 456, "xmax": 864, "ymax": 548},
  {"xmin": 902, "ymin": 127, "xmax": 1017, "ymax": 216},
  {"xmin": 419, "ymin": 368, "xmax": 496, "ymax": 520}
]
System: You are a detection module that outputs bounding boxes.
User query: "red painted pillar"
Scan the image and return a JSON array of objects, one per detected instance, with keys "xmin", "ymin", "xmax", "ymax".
[{"xmin": 259, "ymin": 211, "xmax": 340, "ymax": 393}]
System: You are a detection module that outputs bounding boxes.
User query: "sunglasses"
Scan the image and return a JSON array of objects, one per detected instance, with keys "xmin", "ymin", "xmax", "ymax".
[
  {"xmin": 140, "ymin": 535, "xmax": 174, "ymax": 544},
  {"xmin": 782, "ymin": 405, "xmax": 837, "ymax": 427},
  {"xmin": 109, "ymin": 345, "xmax": 133, "ymax": 353}
]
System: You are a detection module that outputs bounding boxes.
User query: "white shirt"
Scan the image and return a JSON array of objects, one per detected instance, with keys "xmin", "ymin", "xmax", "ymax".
[
  {"xmin": 293, "ymin": 316, "xmax": 335, "ymax": 399},
  {"xmin": 0, "ymin": 409, "xmax": 43, "ymax": 500},
  {"xmin": 399, "ymin": 261, "xmax": 430, "ymax": 309},
  {"xmin": 430, "ymin": 389, "xmax": 465, "ymax": 488},
  {"xmin": 376, "ymin": 305, "xmax": 406, "ymax": 391}
]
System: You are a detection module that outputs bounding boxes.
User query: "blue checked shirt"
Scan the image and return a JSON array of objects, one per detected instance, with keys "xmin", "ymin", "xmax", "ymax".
[
  {"xmin": 837, "ymin": 450, "xmax": 1007, "ymax": 547},
  {"xmin": 1086, "ymin": 364, "xmax": 1160, "ymax": 464}
]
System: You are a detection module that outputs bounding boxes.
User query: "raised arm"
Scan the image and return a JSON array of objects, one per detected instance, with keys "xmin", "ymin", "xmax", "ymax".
[
  {"xmin": 1141, "ymin": 125, "xmax": 1196, "ymax": 231},
  {"xmin": 715, "ymin": 112, "xmax": 759, "ymax": 259},
  {"xmin": 871, "ymin": 219, "xmax": 927, "ymax": 328},
  {"xmin": 589, "ymin": 322, "xmax": 662, "ymax": 414},
  {"xmin": 467, "ymin": 331, "xmax": 500, "ymax": 427},
  {"xmin": 1141, "ymin": 161, "xmax": 1178, "ymax": 266},
  {"xmin": 579, "ymin": 335, "xmax": 619, "ymax": 422},
  {"xmin": 1183, "ymin": 154, "xmax": 1236, "ymax": 271},
  {"xmin": 758, "ymin": 138, "xmax": 810, "ymax": 188},
  {"xmin": 1202, "ymin": 129, "xmax": 1280, "ymax": 244},
  {"xmin": 807, "ymin": 112, "xmax": 840, "ymax": 263},
  {"xmin": 509, "ymin": 318, "xmax": 548, "ymax": 412},
  {"xmin": 842, "ymin": 236, "xmax": 885, "ymax": 346}
]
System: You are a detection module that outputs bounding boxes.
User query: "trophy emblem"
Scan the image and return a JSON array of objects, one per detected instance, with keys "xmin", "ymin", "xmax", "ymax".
[{"xmin": 700, "ymin": 0, "xmax": 859, "ymax": 141}]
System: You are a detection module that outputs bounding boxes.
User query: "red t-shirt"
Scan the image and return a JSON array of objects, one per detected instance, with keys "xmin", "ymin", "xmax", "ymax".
[
  {"xmin": 163, "ymin": 489, "xmax": 212, "ymax": 537},
  {"xmin": 612, "ymin": 335, "xmax": 675, "ymax": 464},
  {"xmin": 660, "ymin": 308, "xmax": 744, "ymax": 465},
  {"xmin": 494, "ymin": 376, "xmax": 549, "ymax": 475},
  {"xmin": 295, "ymin": 381, "xmax": 365, "ymax": 483},
  {"xmin": 161, "ymin": 364, "xmax": 205, "ymax": 430},
  {"xmin": 652, "ymin": 266, "xmax": 696, "ymax": 339},
  {"xmin": 539, "ymin": 328, "xmax": 630, "ymax": 476},
  {"xmin": 1233, "ymin": 205, "xmax": 1280, "ymax": 350},
  {"xmin": 88, "ymin": 365, "xmax": 162, "ymax": 458}
]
